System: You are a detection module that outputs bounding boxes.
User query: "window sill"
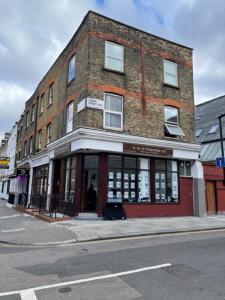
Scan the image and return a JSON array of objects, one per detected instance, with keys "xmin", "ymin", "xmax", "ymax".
[
  {"xmin": 67, "ymin": 78, "xmax": 75, "ymax": 87},
  {"xmin": 103, "ymin": 126, "xmax": 123, "ymax": 132},
  {"xmin": 103, "ymin": 67, "xmax": 125, "ymax": 75},
  {"xmin": 47, "ymin": 103, "xmax": 53, "ymax": 109},
  {"xmin": 163, "ymin": 83, "xmax": 180, "ymax": 90}
]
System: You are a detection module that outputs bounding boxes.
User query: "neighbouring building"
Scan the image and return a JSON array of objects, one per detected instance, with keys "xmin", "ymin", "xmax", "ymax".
[
  {"xmin": 196, "ymin": 95, "xmax": 225, "ymax": 215},
  {"xmin": 0, "ymin": 124, "xmax": 17, "ymax": 203},
  {"xmin": 15, "ymin": 11, "xmax": 204, "ymax": 218}
]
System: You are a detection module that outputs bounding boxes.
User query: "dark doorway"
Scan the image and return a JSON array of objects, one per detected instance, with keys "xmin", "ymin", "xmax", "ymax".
[{"xmin": 83, "ymin": 156, "xmax": 98, "ymax": 212}]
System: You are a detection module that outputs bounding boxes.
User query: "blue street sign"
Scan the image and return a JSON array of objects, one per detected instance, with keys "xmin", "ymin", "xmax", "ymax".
[{"xmin": 216, "ymin": 157, "xmax": 225, "ymax": 168}]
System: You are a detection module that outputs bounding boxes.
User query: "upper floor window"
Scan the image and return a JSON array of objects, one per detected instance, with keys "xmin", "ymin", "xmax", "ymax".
[
  {"xmin": 105, "ymin": 41, "xmax": 124, "ymax": 72},
  {"xmin": 24, "ymin": 140, "xmax": 27, "ymax": 157},
  {"xmin": 26, "ymin": 111, "xmax": 29, "ymax": 128},
  {"xmin": 38, "ymin": 130, "xmax": 42, "ymax": 151},
  {"xmin": 195, "ymin": 128, "xmax": 203, "ymax": 137},
  {"xmin": 48, "ymin": 84, "xmax": 53, "ymax": 106},
  {"xmin": 29, "ymin": 136, "xmax": 33, "ymax": 154},
  {"xmin": 47, "ymin": 123, "xmax": 51, "ymax": 144},
  {"xmin": 66, "ymin": 102, "xmax": 74, "ymax": 133},
  {"xmin": 104, "ymin": 93, "xmax": 123, "ymax": 130},
  {"xmin": 68, "ymin": 55, "xmax": 75, "ymax": 83},
  {"xmin": 20, "ymin": 126, "xmax": 23, "ymax": 140},
  {"xmin": 164, "ymin": 106, "xmax": 184, "ymax": 138},
  {"xmin": 163, "ymin": 59, "xmax": 178, "ymax": 87},
  {"xmin": 40, "ymin": 95, "xmax": 44, "ymax": 114},
  {"xmin": 31, "ymin": 104, "xmax": 35, "ymax": 123}
]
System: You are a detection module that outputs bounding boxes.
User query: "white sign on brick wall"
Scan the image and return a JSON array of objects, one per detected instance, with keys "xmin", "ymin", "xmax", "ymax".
[{"xmin": 77, "ymin": 98, "xmax": 86, "ymax": 113}]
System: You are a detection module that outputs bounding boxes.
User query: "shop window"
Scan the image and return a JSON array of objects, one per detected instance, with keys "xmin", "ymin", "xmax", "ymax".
[
  {"xmin": 179, "ymin": 161, "xmax": 191, "ymax": 176},
  {"xmin": 163, "ymin": 59, "xmax": 178, "ymax": 87},
  {"xmin": 65, "ymin": 157, "xmax": 76, "ymax": 202},
  {"xmin": 108, "ymin": 155, "xmax": 123, "ymax": 203},
  {"xmin": 138, "ymin": 158, "xmax": 151, "ymax": 202},
  {"xmin": 155, "ymin": 159, "xmax": 178, "ymax": 203},
  {"xmin": 105, "ymin": 41, "xmax": 124, "ymax": 72},
  {"xmin": 48, "ymin": 84, "xmax": 53, "ymax": 106},
  {"xmin": 164, "ymin": 106, "xmax": 184, "ymax": 138},
  {"xmin": 68, "ymin": 55, "xmax": 75, "ymax": 84},
  {"xmin": 104, "ymin": 93, "xmax": 123, "ymax": 130},
  {"xmin": 66, "ymin": 102, "xmax": 74, "ymax": 133}
]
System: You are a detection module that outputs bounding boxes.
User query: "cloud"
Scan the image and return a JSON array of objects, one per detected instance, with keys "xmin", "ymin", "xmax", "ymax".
[{"xmin": 0, "ymin": 0, "xmax": 225, "ymax": 138}]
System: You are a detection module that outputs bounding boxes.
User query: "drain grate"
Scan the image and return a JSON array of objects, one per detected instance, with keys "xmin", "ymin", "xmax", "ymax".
[
  {"xmin": 164, "ymin": 264, "xmax": 204, "ymax": 279},
  {"xmin": 59, "ymin": 287, "xmax": 72, "ymax": 293}
]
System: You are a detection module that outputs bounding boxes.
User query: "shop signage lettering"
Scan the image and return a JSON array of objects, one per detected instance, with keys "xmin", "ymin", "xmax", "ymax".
[
  {"xmin": 123, "ymin": 143, "xmax": 173, "ymax": 157},
  {"xmin": 54, "ymin": 142, "xmax": 71, "ymax": 157},
  {"xmin": 16, "ymin": 169, "xmax": 29, "ymax": 176},
  {"xmin": 0, "ymin": 157, "xmax": 10, "ymax": 169}
]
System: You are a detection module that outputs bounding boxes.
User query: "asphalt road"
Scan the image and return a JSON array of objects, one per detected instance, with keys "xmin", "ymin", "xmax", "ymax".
[{"xmin": 0, "ymin": 230, "xmax": 225, "ymax": 299}]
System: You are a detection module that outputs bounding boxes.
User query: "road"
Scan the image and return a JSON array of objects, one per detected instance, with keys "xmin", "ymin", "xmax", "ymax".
[{"xmin": 0, "ymin": 230, "xmax": 225, "ymax": 299}]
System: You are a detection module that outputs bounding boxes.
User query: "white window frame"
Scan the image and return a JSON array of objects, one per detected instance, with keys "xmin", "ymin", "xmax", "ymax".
[
  {"xmin": 66, "ymin": 102, "xmax": 74, "ymax": 133},
  {"xmin": 38, "ymin": 130, "xmax": 42, "ymax": 150},
  {"xmin": 29, "ymin": 136, "xmax": 33, "ymax": 154},
  {"xmin": 163, "ymin": 59, "xmax": 178, "ymax": 87},
  {"xmin": 105, "ymin": 41, "xmax": 124, "ymax": 72},
  {"xmin": 40, "ymin": 95, "xmax": 44, "ymax": 114},
  {"xmin": 47, "ymin": 123, "xmax": 51, "ymax": 144},
  {"xmin": 31, "ymin": 105, "xmax": 35, "ymax": 122},
  {"xmin": 103, "ymin": 93, "xmax": 123, "ymax": 131},
  {"xmin": 164, "ymin": 106, "xmax": 184, "ymax": 137},
  {"xmin": 48, "ymin": 84, "xmax": 53, "ymax": 106},
  {"xmin": 68, "ymin": 55, "xmax": 76, "ymax": 83}
]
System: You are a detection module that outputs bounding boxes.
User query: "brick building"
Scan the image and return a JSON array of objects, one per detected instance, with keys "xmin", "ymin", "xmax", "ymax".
[
  {"xmin": 196, "ymin": 95, "xmax": 225, "ymax": 215},
  {"xmin": 16, "ymin": 11, "xmax": 204, "ymax": 218}
]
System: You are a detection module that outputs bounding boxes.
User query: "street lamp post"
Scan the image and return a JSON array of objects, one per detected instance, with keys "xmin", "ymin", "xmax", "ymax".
[{"xmin": 218, "ymin": 114, "xmax": 225, "ymax": 185}]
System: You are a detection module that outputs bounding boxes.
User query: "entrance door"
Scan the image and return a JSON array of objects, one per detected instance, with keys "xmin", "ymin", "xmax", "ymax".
[
  {"xmin": 206, "ymin": 181, "xmax": 217, "ymax": 215},
  {"xmin": 83, "ymin": 156, "xmax": 98, "ymax": 212}
]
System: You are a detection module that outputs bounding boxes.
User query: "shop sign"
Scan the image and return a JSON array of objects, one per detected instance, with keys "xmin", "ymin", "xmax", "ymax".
[
  {"xmin": 0, "ymin": 157, "xmax": 10, "ymax": 169},
  {"xmin": 77, "ymin": 98, "xmax": 86, "ymax": 113},
  {"xmin": 16, "ymin": 169, "xmax": 29, "ymax": 176},
  {"xmin": 54, "ymin": 142, "xmax": 71, "ymax": 157},
  {"xmin": 123, "ymin": 143, "xmax": 173, "ymax": 157}
]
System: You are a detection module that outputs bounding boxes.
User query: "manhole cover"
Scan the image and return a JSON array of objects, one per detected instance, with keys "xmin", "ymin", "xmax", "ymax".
[
  {"xmin": 59, "ymin": 287, "xmax": 72, "ymax": 293},
  {"xmin": 164, "ymin": 264, "xmax": 204, "ymax": 279}
]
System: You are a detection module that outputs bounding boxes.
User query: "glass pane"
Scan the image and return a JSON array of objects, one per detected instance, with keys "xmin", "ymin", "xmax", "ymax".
[
  {"xmin": 164, "ymin": 74, "xmax": 178, "ymax": 86},
  {"xmin": 164, "ymin": 60, "xmax": 177, "ymax": 76},
  {"xmin": 84, "ymin": 156, "xmax": 99, "ymax": 169},
  {"xmin": 71, "ymin": 157, "xmax": 76, "ymax": 168},
  {"xmin": 138, "ymin": 170, "xmax": 150, "ymax": 202},
  {"xmin": 124, "ymin": 157, "xmax": 136, "ymax": 169},
  {"xmin": 105, "ymin": 94, "xmax": 122, "ymax": 112},
  {"xmin": 185, "ymin": 161, "xmax": 191, "ymax": 176},
  {"xmin": 165, "ymin": 107, "xmax": 178, "ymax": 123},
  {"xmin": 155, "ymin": 171, "xmax": 166, "ymax": 202},
  {"xmin": 107, "ymin": 170, "xmax": 122, "ymax": 203},
  {"xmin": 68, "ymin": 56, "xmax": 75, "ymax": 82},
  {"xmin": 167, "ymin": 172, "xmax": 178, "ymax": 202},
  {"xmin": 167, "ymin": 160, "xmax": 177, "ymax": 172},
  {"xmin": 105, "ymin": 112, "xmax": 121, "ymax": 128},
  {"xmin": 105, "ymin": 57, "xmax": 123, "ymax": 72},
  {"xmin": 106, "ymin": 42, "xmax": 123, "ymax": 60},
  {"xmin": 108, "ymin": 155, "xmax": 122, "ymax": 169},
  {"xmin": 155, "ymin": 160, "xmax": 166, "ymax": 170},
  {"xmin": 123, "ymin": 170, "xmax": 137, "ymax": 203},
  {"xmin": 138, "ymin": 158, "xmax": 150, "ymax": 170},
  {"xmin": 165, "ymin": 123, "xmax": 184, "ymax": 136},
  {"xmin": 179, "ymin": 161, "xmax": 185, "ymax": 176},
  {"xmin": 66, "ymin": 157, "xmax": 71, "ymax": 169}
]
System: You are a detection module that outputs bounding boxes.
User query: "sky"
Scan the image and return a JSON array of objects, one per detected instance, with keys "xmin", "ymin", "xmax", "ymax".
[{"xmin": 0, "ymin": 0, "xmax": 225, "ymax": 139}]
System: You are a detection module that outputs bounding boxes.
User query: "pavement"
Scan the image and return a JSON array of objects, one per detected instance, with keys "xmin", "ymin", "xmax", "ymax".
[{"xmin": 1, "ymin": 198, "xmax": 225, "ymax": 246}]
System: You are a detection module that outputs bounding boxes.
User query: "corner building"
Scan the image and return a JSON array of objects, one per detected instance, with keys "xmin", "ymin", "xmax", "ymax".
[{"xmin": 16, "ymin": 11, "xmax": 205, "ymax": 218}]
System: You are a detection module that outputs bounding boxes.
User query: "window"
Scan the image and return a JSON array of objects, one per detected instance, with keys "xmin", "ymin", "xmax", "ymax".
[
  {"xmin": 164, "ymin": 106, "xmax": 184, "ymax": 137},
  {"xmin": 31, "ymin": 105, "xmax": 35, "ymax": 123},
  {"xmin": 179, "ymin": 161, "xmax": 191, "ymax": 176},
  {"xmin": 17, "ymin": 130, "xmax": 20, "ymax": 142},
  {"xmin": 65, "ymin": 156, "xmax": 76, "ymax": 202},
  {"xmin": 38, "ymin": 130, "xmax": 42, "ymax": 151},
  {"xmin": 68, "ymin": 55, "xmax": 75, "ymax": 83},
  {"xmin": 195, "ymin": 128, "xmax": 203, "ymax": 137},
  {"xmin": 47, "ymin": 123, "xmax": 51, "ymax": 144},
  {"xmin": 24, "ymin": 141, "xmax": 27, "ymax": 157},
  {"xmin": 155, "ymin": 160, "xmax": 178, "ymax": 203},
  {"xmin": 66, "ymin": 102, "xmax": 74, "ymax": 133},
  {"xmin": 104, "ymin": 93, "xmax": 123, "ymax": 130},
  {"xmin": 29, "ymin": 136, "xmax": 33, "ymax": 154},
  {"xmin": 26, "ymin": 111, "xmax": 29, "ymax": 128},
  {"xmin": 163, "ymin": 59, "xmax": 178, "ymax": 87},
  {"xmin": 48, "ymin": 84, "xmax": 53, "ymax": 106},
  {"xmin": 105, "ymin": 41, "xmax": 124, "ymax": 72},
  {"xmin": 20, "ymin": 126, "xmax": 23, "ymax": 140},
  {"xmin": 40, "ymin": 95, "xmax": 44, "ymax": 114},
  {"xmin": 208, "ymin": 125, "xmax": 219, "ymax": 134}
]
